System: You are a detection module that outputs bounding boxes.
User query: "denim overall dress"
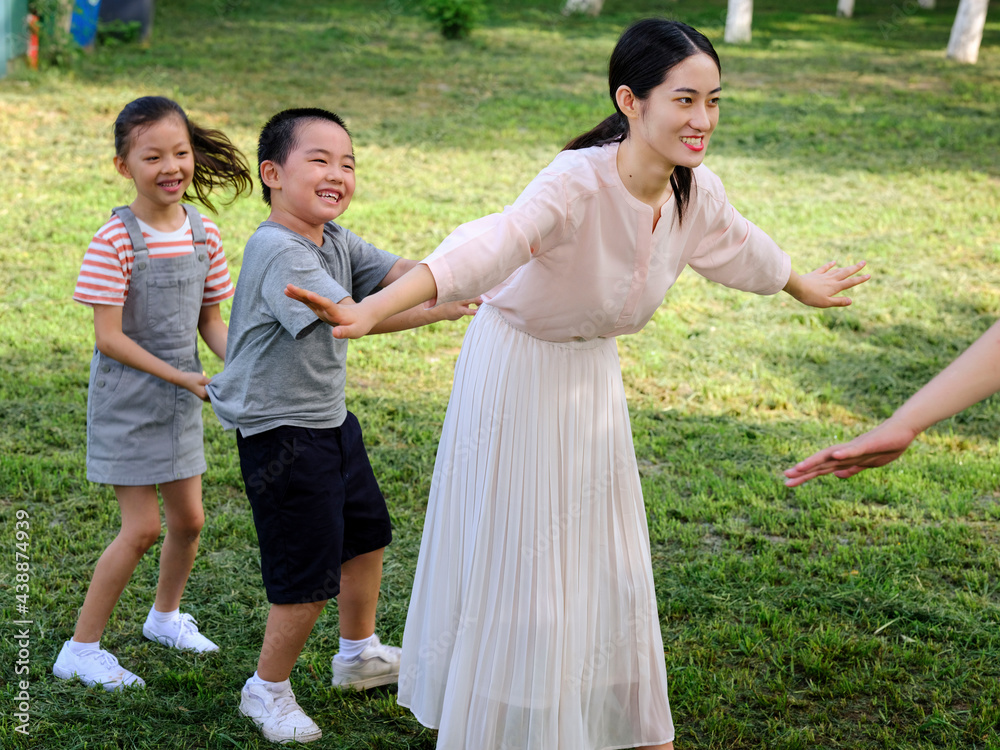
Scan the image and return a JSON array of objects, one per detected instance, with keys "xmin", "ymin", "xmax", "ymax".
[{"xmin": 86, "ymin": 205, "xmax": 211, "ymax": 486}]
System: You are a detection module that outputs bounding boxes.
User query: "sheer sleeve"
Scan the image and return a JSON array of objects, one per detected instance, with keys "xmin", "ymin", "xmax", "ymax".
[
  {"xmin": 422, "ymin": 170, "xmax": 570, "ymax": 304},
  {"xmin": 685, "ymin": 171, "xmax": 791, "ymax": 296}
]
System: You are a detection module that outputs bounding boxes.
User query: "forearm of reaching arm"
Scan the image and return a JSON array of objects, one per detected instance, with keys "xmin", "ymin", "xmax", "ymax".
[
  {"xmin": 890, "ymin": 319, "xmax": 1000, "ymax": 434},
  {"xmin": 356, "ymin": 264, "xmax": 439, "ymax": 329},
  {"xmin": 370, "ymin": 306, "xmax": 440, "ymax": 334}
]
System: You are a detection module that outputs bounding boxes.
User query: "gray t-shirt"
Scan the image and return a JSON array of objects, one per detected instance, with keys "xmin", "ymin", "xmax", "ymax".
[{"xmin": 207, "ymin": 220, "xmax": 398, "ymax": 436}]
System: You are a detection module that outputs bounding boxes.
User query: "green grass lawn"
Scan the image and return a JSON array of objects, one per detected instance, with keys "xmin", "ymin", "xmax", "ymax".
[{"xmin": 1, "ymin": 0, "xmax": 999, "ymax": 747}]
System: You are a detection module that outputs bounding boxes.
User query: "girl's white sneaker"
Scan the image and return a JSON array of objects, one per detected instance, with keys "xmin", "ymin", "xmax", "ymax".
[
  {"xmin": 52, "ymin": 641, "xmax": 145, "ymax": 692},
  {"xmin": 142, "ymin": 608, "xmax": 219, "ymax": 653}
]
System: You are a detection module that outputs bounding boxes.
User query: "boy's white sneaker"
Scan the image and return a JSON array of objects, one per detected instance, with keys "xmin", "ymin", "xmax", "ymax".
[
  {"xmin": 239, "ymin": 677, "xmax": 322, "ymax": 744},
  {"xmin": 331, "ymin": 635, "xmax": 401, "ymax": 690},
  {"xmin": 52, "ymin": 641, "xmax": 146, "ymax": 692},
  {"xmin": 143, "ymin": 608, "xmax": 219, "ymax": 653}
]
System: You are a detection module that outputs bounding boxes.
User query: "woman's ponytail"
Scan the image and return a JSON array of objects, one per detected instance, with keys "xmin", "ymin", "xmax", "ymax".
[{"xmin": 563, "ymin": 112, "xmax": 628, "ymax": 151}]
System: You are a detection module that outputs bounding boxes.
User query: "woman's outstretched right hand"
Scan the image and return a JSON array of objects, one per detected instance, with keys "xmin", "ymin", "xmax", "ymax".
[{"xmin": 285, "ymin": 284, "xmax": 375, "ymax": 339}]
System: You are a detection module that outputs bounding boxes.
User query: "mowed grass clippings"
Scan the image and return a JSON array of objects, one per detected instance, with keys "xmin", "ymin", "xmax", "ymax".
[{"xmin": 1, "ymin": 0, "xmax": 998, "ymax": 748}]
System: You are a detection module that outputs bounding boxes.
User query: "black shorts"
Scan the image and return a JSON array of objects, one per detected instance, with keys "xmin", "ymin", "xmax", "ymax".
[{"xmin": 237, "ymin": 413, "xmax": 392, "ymax": 604}]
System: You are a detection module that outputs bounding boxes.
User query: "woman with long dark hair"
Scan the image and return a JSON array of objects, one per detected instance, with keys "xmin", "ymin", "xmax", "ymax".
[{"xmin": 289, "ymin": 18, "xmax": 868, "ymax": 749}]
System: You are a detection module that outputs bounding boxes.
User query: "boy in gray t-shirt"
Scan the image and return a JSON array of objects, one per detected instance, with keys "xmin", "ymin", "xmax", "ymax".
[{"xmin": 207, "ymin": 108, "xmax": 476, "ymax": 745}]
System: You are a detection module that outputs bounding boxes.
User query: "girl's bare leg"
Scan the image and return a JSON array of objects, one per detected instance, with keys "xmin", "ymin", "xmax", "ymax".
[
  {"xmin": 73, "ymin": 484, "xmax": 162, "ymax": 642},
  {"xmin": 155, "ymin": 475, "xmax": 204, "ymax": 612}
]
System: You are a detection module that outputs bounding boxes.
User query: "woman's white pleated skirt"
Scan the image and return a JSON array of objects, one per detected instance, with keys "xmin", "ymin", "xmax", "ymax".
[{"xmin": 398, "ymin": 304, "xmax": 674, "ymax": 750}]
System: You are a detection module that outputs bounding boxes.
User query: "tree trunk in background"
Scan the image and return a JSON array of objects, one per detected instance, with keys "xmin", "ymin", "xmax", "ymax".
[
  {"xmin": 725, "ymin": 0, "xmax": 753, "ymax": 43},
  {"xmin": 947, "ymin": 0, "xmax": 988, "ymax": 64},
  {"xmin": 562, "ymin": 0, "xmax": 604, "ymax": 16},
  {"xmin": 919, "ymin": 0, "xmax": 935, "ymax": 9},
  {"xmin": 836, "ymin": 0, "xmax": 855, "ymax": 18}
]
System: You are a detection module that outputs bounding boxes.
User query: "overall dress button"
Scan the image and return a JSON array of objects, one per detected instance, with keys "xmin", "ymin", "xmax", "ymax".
[
  {"xmin": 197, "ymin": 253, "xmax": 206, "ymax": 261},
  {"xmin": 101, "ymin": 364, "xmax": 111, "ymax": 373},
  {"xmin": 97, "ymin": 380, "xmax": 106, "ymax": 388},
  {"xmin": 137, "ymin": 261, "xmax": 147, "ymax": 270}
]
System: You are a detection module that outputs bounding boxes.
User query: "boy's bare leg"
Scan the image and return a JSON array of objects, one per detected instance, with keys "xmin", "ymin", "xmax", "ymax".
[
  {"xmin": 257, "ymin": 600, "xmax": 328, "ymax": 682},
  {"xmin": 640, "ymin": 743, "xmax": 674, "ymax": 749},
  {"xmin": 336, "ymin": 548, "xmax": 384, "ymax": 639},
  {"xmin": 254, "ymin": 547, "xmax": 383, "ymax": 681}
]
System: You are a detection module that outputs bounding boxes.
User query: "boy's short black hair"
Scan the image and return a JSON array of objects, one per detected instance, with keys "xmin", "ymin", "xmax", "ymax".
[{"xmin": 257, "ymin": 108, "xmax": 351, "ymax": 206}]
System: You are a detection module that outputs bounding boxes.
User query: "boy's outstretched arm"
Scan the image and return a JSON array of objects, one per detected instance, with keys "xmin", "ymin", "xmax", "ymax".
[
  {"xmin": 367, "ymin": 297, "xmax": 480, "ymax": 334},
  {"xmin": 377, "ymin": 257, "xmax": 418, "ymax": 288},
  {"xmin": 784, "ymin": 318, "xmax": 1000, "ymax": 486},
  {"xmin": 783, "ymin": 260, "xmax": 870, "ymax": 308}
]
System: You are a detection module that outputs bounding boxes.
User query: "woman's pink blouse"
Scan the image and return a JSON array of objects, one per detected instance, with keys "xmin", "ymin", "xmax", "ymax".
[{"xmin": 423, "ymin": 142, "xmax": 791, "ymax": 342}]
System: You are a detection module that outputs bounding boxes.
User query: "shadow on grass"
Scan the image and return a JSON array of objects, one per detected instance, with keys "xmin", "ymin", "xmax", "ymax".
[
  {"xmin": 5, "ymin": 387, "xmax": 996, "ymax": 749},
  {"xmin": 632, "ymin": 404, "xmax": 999, "ymax": 749},
  {"xmin": 760, "ymin": 299, "xmax": 1000, "ymax": 439}
]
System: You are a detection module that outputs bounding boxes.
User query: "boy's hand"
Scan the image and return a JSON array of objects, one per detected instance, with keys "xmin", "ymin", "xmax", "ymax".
[
  {"xmin": 435, "ymin": 297, "xmax": 482, "ymax": 322},
  {"xmin": 285, "ymin": 284, "xmax": 376, "ymax": 339},
  {"xmin": 783, "ymin": 261, "xmax": 870, "ymax": 308}
]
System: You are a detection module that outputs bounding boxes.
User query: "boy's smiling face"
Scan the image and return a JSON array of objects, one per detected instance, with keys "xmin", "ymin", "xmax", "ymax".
[{"xmin": 261, "ymin": 118, "xmax": 356, "ymax": 244}]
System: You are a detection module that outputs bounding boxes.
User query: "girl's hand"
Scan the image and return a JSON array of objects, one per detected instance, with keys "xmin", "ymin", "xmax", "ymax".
[
  {"xmin": 784, "ymin": 261, "xmax": 870, "ymax": 308},
  {"xmin": 177, "ymin": 371, "xmax": 212, "ymax": 402},
  {"xmin": 285, "ymin": 284, "xmax": 376, "ymax": 339},
  {"xmin": 783, "ymin": 419, "xmax": 917, "ymax": 487},
  {"xmin": 436, "ymin": 297, "xmax": 482, "ymax": 322}
]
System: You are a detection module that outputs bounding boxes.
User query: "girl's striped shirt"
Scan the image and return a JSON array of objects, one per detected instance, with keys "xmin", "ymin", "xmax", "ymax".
[{"xmin": 73, "ymin": 212, "xmax": 235, "ymax": 307}]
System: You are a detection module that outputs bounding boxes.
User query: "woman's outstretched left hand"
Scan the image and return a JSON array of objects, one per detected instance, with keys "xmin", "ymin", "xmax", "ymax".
[{"xmin": 784, "ymin": 260, "xmax": 870, "ymax": 308}]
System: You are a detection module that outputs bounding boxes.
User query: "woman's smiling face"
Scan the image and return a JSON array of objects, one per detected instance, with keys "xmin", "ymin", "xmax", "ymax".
[{"xmin": 626, "ymin": 52, "xmax": 721, "ymax": 171}]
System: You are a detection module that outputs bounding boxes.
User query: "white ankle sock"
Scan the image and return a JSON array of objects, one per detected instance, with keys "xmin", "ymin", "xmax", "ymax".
[
  {"xmin": 250, "ymin": 671, "xmax": 290, "ymax": 691},
  {"xmin": 338, "ymin": 635, "xmax": 373, "ymax": 661},
  {"xmin": 68, "ymin": 639, "xmax": 100, "ymax": 655},
  {"xmin": 150, "ymin": 607, "xmax": 180, "ymax": 623}
]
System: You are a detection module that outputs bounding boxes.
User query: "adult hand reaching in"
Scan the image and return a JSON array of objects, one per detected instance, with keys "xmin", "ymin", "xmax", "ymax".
[
  {"xmin": 783, "ymin": 419, "xmax": 917, "ymax": 487},
  {"xmin": 784, "ymin": 318, "xmax": 1000, "ymax": 487}
]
